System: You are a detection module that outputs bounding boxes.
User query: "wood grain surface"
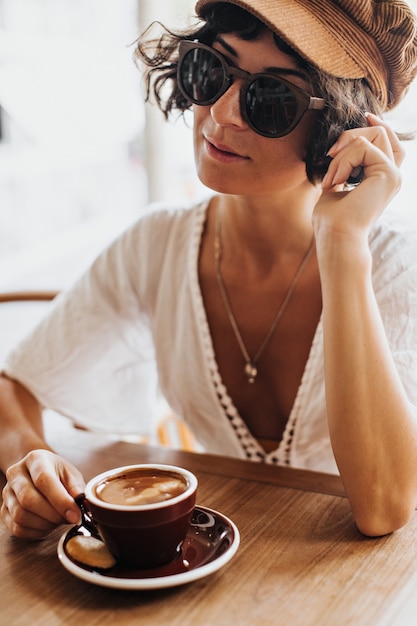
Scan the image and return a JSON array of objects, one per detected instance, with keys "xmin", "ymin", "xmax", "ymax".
[{"xmin": 1, "ymin": 414, "xmax": 416, "ymax": 626}]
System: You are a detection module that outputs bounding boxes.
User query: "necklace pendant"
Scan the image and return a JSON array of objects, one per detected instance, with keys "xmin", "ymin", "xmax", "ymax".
[{"xmin": 244, "ymin": 362, "xmax": 258, "ymax": 383}]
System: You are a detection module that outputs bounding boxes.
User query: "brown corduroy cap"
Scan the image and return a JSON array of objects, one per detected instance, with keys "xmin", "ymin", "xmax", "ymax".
[{"xmin": 195, "ymin": 0, "xmax": 417, "ymax": 110}]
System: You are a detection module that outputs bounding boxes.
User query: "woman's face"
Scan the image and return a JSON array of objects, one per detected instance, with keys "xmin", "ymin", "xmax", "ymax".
[{"xmin": 192, "ymin": 29, "xmax": 318, "ymax": 197}]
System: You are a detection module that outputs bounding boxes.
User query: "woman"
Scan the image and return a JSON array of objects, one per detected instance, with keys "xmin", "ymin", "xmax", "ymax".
[{"xmin": 1, "ymin": 0, "xmax": 417, "ymax": 539}]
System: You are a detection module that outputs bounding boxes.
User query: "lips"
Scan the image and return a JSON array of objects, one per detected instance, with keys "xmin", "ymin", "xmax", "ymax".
[{"xmin": 204, "ymin": 137, "xmax": 249, "ymax": 163}]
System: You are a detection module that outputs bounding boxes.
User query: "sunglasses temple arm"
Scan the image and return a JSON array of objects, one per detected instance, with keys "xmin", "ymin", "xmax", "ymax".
[{"xmin": 309, "ymin": 97, "xmax": 326, "ymax": 111}]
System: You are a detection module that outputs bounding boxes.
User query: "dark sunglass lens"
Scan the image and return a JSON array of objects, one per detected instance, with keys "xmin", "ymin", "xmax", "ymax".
[
  {"xmin": 245, "ymin": 77, "xmax": 298, "ymax": 136},
  {"xmin": 180, "ymin": 48, "xmax": 226, "ymax": 104}
]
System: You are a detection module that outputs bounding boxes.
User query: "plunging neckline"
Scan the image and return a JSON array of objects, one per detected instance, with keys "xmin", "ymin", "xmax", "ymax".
[{"xmin": 191, "ymin": 199, "xmax": 323, "ymax": 464}]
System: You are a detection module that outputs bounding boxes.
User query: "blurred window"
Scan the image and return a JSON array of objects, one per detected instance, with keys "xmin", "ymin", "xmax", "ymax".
[{"xmin": 0, "ymin": 0, "xmax": 202, "ymax": 291}]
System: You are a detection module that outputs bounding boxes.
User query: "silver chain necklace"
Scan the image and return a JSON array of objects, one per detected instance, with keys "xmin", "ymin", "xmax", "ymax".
[{"xmin": 214, "ymin": 208, "xmax": 315, "ymax": 383}]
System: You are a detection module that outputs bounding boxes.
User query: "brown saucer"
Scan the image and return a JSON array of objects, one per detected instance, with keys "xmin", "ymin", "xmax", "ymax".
[{"xmin": 57, "ymin": 505, "xmax": 240, "ymax": 589}]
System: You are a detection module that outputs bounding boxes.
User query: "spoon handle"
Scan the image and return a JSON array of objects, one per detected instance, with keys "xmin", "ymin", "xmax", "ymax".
[{"xmin": 73, "ymin": 493, "xmax": 102, "ymax": 540}]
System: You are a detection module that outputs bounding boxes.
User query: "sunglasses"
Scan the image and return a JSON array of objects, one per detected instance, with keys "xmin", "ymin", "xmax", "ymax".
[{"xmin": 177, "ymin": 41, "xmax": 326, "ymax": 139}]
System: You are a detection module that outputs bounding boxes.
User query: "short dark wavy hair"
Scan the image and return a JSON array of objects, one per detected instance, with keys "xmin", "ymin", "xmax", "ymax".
[{"xmin": 134, "ymin": 3, "xmax": 386, "ymax": 184}]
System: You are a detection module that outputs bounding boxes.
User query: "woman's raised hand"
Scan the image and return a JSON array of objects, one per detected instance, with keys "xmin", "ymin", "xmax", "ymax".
[{"xmin": 313, "ymin": 113, "xmax": 405, "ymax": 242}]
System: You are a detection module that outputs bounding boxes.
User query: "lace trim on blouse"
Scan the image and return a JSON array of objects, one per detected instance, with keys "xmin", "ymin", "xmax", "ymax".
[{"xmin": 190, "ymin": 200, "xmax": 315, "ymax": 466}]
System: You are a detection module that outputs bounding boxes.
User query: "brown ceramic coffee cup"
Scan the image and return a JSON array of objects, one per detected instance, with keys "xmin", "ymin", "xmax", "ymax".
[{"xmin": 84, "ymin": 464, "xmax": 198, "ymax": 568}]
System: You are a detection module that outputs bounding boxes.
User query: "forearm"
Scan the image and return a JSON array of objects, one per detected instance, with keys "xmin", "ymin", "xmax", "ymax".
[
  {"xmin": 0, "ymin": 375, "xmax": 53, "ymax": 473},
  {"xmin": 318, "ymin": 233, "xmax": 417, "ymax": 536}
]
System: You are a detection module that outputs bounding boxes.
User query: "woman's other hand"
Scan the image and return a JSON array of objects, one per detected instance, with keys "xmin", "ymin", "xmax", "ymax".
[{"xmin": 1, "ymin": 449, "xmax": 85, "ymax": 539}]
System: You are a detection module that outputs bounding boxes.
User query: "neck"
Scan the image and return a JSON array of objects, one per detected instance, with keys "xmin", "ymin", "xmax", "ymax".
[{"xmin": 212, "ymin": 186, "xmax": 320, "ymax": 272}]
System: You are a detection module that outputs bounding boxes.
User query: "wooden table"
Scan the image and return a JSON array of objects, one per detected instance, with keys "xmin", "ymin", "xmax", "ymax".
[{"xmin": 1, "ymin": 415, "xmax": 417, "ymax": 626}]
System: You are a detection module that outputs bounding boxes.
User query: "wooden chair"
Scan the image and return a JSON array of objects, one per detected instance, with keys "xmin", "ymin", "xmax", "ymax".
[
  {"xmin": 157, "ymin": 411, "xmax": 199, "ymax": 452},
  {"xmin": 0, "ymin": 290, "xmax": 59, "ymax": 303}
]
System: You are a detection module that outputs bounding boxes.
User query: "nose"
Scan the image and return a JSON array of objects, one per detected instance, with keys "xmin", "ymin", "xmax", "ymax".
[{"xmin": 209, "ymin": 80, "xmax": 248, "ymax": 131}]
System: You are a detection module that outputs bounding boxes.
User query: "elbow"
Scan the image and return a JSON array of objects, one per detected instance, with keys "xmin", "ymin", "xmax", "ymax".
[{"xmin": 353, "ymin": 503, "xmax": 416, "ymax": 537}]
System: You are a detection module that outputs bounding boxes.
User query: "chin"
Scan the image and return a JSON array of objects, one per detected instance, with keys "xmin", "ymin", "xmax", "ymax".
[
  {"xmin": 200, "ymin": 178, "xmax": 249, "ymax": 195},
  {"xmin": 196, "ymin": 166, "xmax": 250, "ymax": 195}
]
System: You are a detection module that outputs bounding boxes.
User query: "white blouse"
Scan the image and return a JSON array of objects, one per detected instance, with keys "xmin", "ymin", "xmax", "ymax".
[{"xmin": 4, "ymin": 200, "xmax": 417, "ymax": 474}]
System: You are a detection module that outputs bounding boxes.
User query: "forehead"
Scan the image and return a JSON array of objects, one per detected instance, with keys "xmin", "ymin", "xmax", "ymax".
[
  {"xmin": 213, "ymin": 32, "xmax": 310, "ymax": 84},
  {"xmin": 203, "ymin": 5, "xmax": 310, "ymax": 70}
]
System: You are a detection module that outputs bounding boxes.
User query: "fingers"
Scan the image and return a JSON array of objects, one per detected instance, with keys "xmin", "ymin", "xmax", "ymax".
[
  {"xmin": 1, "ymin": 484, "xmax": 59, "ymax": 539},
  {"xmin": 1, "ymin": 450, "xmax": 85, "ymax": 539},
  {"xmin": 322, "ymin": 137, "xmax": 396, "ymax": 190},
  {"xmin": 327, "ymin": 113, "xmax": 404, "ymax": 167},
  {"xmin": 322, "ymin": 115, "xmax": 403, "ymax": 194},
  {"xmin": 313, "ymin": 115, "xmax": 406, "ymax": 240},
  {"xmin": 365, "ymin": 112, "xmax": 405, "ymax": 167}
]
